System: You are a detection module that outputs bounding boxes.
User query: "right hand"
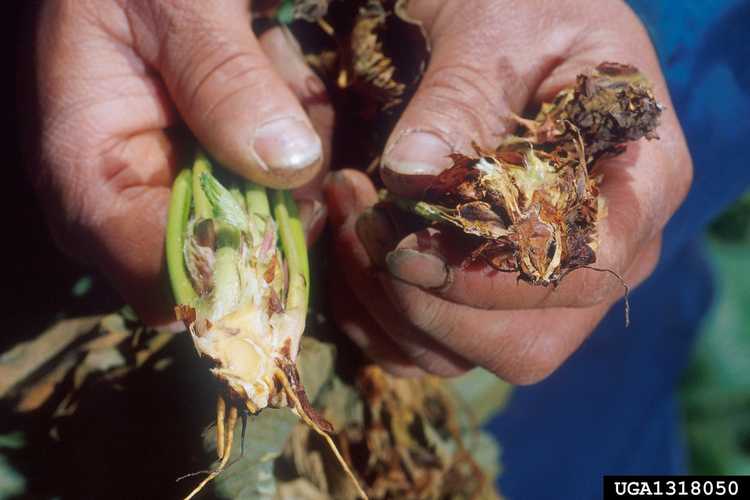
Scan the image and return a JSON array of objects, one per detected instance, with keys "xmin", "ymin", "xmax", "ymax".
[
  {"xmin": 30, "ymin": 0, "xmax": 333, "ymax": 324},
  {"xmin": 324, "ymin": 0, "xmax": 692, "ymax": 380}
]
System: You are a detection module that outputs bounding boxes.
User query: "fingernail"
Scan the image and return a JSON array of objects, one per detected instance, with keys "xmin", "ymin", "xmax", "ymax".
[
  {"xmin": 383, "ymin": 131, "xmax": 453, "ymax": 176},
  {"xmin": 386, "ymin": 248, "xmax": 450, "ymax": 289},
  {"xmin": 252, "ymin": 117, "xmax": 322, "ymax": 172},
  {"xmin": 356, "ymin": 208, "xmax": 396, "ymax": 268}
]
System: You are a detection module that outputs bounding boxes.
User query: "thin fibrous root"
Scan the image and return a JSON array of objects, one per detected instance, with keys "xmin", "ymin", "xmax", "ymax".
[
  {"xmin": 583, "ymin": 266, "xmax": 631, "ymax": 328},
  {"xmin": 562, "ymin": 265, "xmax": 631, "ymax": 327},
  {"xmin": 274, "ymin": 368, "xmax": 370, "ymax": 500},
  {"xmin": 183, "ymin": 405, "xmax": 238, "ymax": 500},
  {"xmin": 216, "ymin": 396, "xmax": 226, "ymax": 459}
]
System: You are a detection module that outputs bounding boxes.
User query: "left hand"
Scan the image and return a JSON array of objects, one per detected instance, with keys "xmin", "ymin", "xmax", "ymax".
[{"xmin": 324, "ymin": 0, "xmax": 692, "ymax": 381}]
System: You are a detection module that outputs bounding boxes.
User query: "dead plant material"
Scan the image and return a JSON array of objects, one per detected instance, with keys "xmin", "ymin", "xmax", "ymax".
[
  {"xmin": 384, "ymin": 63, "xmax": 663, "ymax": 287},
  {"xmin": 269, "ymin": 0, "xmax": 430, "ymax": 171},
  {"xmin": 274, "ymin": 365, "xmax": 503, "ymax": 500}
]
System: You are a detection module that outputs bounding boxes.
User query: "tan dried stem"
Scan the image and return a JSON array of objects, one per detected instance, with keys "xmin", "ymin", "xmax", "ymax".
[
  {"xmin": 183, "ymin": 405, "xmax": 238, "ymax": 500},
  {"xmin": 274, "ymin": 368, "xmax": 370, "ymax": 500},
  {"xmin": 216, "ymin": 396, "xmax": 226, "ymax": 459}
]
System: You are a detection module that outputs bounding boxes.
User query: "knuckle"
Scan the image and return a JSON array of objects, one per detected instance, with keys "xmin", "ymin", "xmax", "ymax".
[
  {"xmin": 421, "ymin": 359, "xmax": 468, "ymax": 377},
  {"xmin": 178, "ymin": 40, "xmax": 267, "ymax": 116},
  {"xmin": 399, "ymin": 293, "xmax": 455, "ymax": 342},
  {"xmin": 567, "ymin": 271, "xmax": 617, "ymax": 307},
  {"xmin": 417, "ymin": 61, "xmax": 509, "ymax": 143},
  {"xmin": 492, "ymin": 333, "xmax": 561, "ymax": 385},
  {"xmin": 398, "ymin": 335, "xmax": 467, "ymax": 377},
  {"xmin": 157, "ymin": 4, "xmax": 268, "ymax": 117}
]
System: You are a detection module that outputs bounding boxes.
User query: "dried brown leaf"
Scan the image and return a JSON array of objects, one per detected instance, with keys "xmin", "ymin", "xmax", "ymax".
[
  {"xmin": 0, "ymin": 316, "xmax": 103, "ymax": 397},
  {"xmin": 276, "ymin": 364, "xmax": 503, "ymax": 500},
  {"xmin": 293, "ymin": 0, "xmax": 331, "ymax": 22},
  {"xmin": 388, "ymin": 64, "xmax": 662, "ymax": 286}
]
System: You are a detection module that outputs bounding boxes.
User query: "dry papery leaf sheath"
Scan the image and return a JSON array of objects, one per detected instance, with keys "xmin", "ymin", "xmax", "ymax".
[
  {"xmin": 166, "ymin": 154, "xmax": 367, "ymax": 499},
  {"xmin": 276, "ymin": 365, "xmax": 503, "ymax": 499},
  {"xmin": 386, "ymin": 62, "xmax": 663, "ymax": 287},
  {"xmin": 265, "ymin": 0, "xmax": 430, "ymax": 170}
]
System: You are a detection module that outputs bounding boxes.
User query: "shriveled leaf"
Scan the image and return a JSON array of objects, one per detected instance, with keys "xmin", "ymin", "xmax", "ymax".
[
  {"xmin": 385, "ymin": 63, "xmax": 662, "ymax": 287},
  {"xmin": 0, "ymin": 316, "xmax": 102, "ymax": 397},
  {"xmin": 342, "ymin": 0, "xmax": 429, "ymax": 110},
  {"xmin": 275, "ymin": 478, "xmax": 329, "ymax": 500},
  {"xmin": 279, "ymin": 0, "xmax": 430, "ymax": 171},
  {"xmin": 522, "ymin": 62, "xmax": 663, "ymax": 157},
  {"xmin": 293, "ymin": 0, "xmax": 330, "ymax": 22},
  {"xmin": 275, "ymin": 364, "xmax": 504, "ymax": 500}
]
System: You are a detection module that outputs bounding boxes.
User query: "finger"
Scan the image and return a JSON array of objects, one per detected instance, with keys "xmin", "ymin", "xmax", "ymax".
[
  {"xmin": 256, "ymin": 25, "xmax": 334, "ymax": 244},
  {"xmin": 128, "ymin": 1, "xmax": 323, "ymax": 188},
  {"xmin": 325, "ymin": 170, "xmax": 473, "ymax": 376},
  {"xmin": 380, "ymin": 0, "xmax": 558, "ymax": 197},
  {"xmin": 329, "ymin": 267, "xmax": 427, "ymax": 378},
  {"xmin": 380, "ymin": 195, "xmax": 664, "ymax": 310},
  {"xmin": 258, "ymin": 25, "xmax": 334, "ymax": 201},
  {"xmin": 377, "ymin": 234, "xmax": 661, "ymax": 384},
  {"xmin": 378, "ymin": 1, "xmax": 690, "ymax": 309},
  {"xmin": 381, "ymin": 275, "xmax": 611, "ymax": 385},
  {"xmin": 35, "ymin": 1, "xmax": 181, "ymax": 324},
  {"xmin": 295, "ymin": 198, "xmax": 327, "ymax": 246}
]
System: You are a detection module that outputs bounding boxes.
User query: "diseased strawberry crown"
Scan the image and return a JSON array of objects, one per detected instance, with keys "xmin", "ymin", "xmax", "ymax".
[
  {"xmin": 174, "ymin": 166, "xmax": 307, "ymax": 413},
  {"xmin": 166, "ymin": 154, "xmax": 367, "ymax": 499},
  {"xmin": 385, "ymin": 63, "xmax": 661, "ymax": 287}
]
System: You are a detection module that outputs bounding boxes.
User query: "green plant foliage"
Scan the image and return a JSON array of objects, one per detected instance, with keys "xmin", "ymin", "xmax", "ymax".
[{"xmin": 680, "ymin": 237, "xmax": 750, "ymax": 474}]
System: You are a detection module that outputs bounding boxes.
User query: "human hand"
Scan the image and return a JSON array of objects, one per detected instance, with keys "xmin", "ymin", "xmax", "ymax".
[
  {"xmin": 31, "ymin": 0, "xmax": 333, "ymax": 324},
  {"xmin": 325, "ymin": 0, "xmax": 692, "ymax": 381}
]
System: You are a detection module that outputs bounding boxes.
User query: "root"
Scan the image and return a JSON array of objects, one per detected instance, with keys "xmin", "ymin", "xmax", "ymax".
[
  {"xmin": 274, "ymin": 368, "xmax": 370, "ymax": 500},
  {"xmin": 563, "ymin": 266, "xmax": 631, "ymax": 327},
  {"xmin": 216, "ymin": 396, "xmax": 226, "ymax": 459},
  {"xmin": 584, "ymin": 266, "xmax": 630, "ymax": 327},
  {"xmin": 183, "ymin": 402, "xmax": 238, "ymax": 500}
]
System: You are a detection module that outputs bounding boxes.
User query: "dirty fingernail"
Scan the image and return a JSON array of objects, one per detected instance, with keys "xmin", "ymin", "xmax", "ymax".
[
  {"xmin": 356, "ymin": 208, "xmax": 396, "ymax": 268},
  {"xmin": 252, "ymin": 117, "xmax": 322, "ymax": 172},
  {"xmin": 383, "ymin": 131, "xmax": 453, "ymax": 176},
  {"xmin": 386, "ymin": 248, "xmax": 450, "ymax": 289}
]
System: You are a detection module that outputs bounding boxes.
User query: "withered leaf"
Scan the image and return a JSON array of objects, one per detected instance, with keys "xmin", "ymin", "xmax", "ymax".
[
  {"xmin": 386, "ymin": 63, "xmax": 662, "ymax": 287},
  {"xmin": 293, "ymin": 0, "xmax": 331, "ymax": 22},
  {"xmin": 517, "ymin": 62, "xmax": 663, "ymax": 158},
  {"xmin": 272, "ymin": 0, "xmax": 431, "ymax": 174},
  {"xmin": 275, "ymin": 364, "xmax": 503, "ymax": 500}
]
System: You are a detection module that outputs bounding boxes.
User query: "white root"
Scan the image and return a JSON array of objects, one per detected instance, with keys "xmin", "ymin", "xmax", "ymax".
[{"xmin": 183, "ymin": 405, "xmax": 238, "ymax": 500}]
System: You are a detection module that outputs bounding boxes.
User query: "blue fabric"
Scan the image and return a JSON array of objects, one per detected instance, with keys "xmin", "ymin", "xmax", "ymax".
[{"xmin": 488, "ymin": 2, "xmax": 750, "ymax": 498}]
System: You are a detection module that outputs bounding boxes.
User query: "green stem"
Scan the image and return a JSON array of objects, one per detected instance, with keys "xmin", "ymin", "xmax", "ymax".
[
  {"xmin": 230, "ymin": 187, "xmax": 246, "ymax": 212},
  {"xmin": 270, "ymin": 190, "xmax": 309, "ymax": 309},
  {"xmin": 276, "ymin": 0, "xmax": 295, "ymax": 24},
  {"xmin": 192, "ymin": 151, "xmax": 213, "ymax": 220},
  {"xmin": 166, "ymin": 169, "xmax": 198, "ymax": 306},
  {"xmin": 244, "ymin": 181, "xmax": 271, "ymax": 244},
  {"xmin": 211, "ymin": 246, "xmax": 240, "ymax": 321},
  {"xmin": 388, "ymin": 194, "xmax": 451, "ymax": 223},
  {"xmin": 245, "ymin": 181, "xmax": 271, "ymax": 218}
]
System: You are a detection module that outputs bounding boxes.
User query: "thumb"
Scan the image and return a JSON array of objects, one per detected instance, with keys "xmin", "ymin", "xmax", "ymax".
[
  {"xmin": 135, "ymin": 1, "xmax": 322, "ymax": 188},
  {"xmin": 380, "ymin": 0, "xmax": 551, "ymax": 197}
]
